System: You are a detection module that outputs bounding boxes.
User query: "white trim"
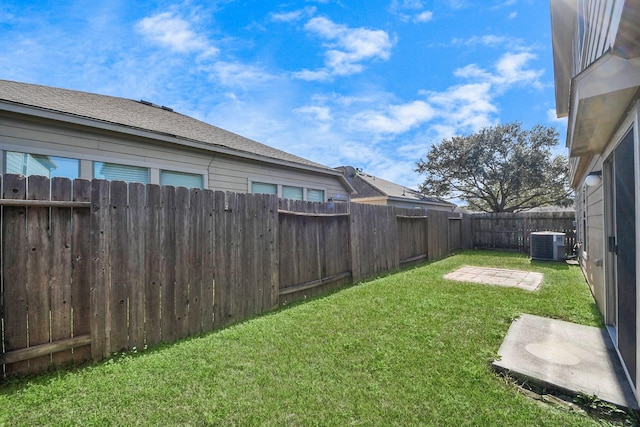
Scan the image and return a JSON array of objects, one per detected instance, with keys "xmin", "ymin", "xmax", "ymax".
[
  {"xmin": 1, "ymin": 144, "xmax": 209, "ymax": 188},
  {"xmin": 634, "ymin": 104, "xmax": 640, "ymax": 394},
  {"xmin": 248, "ymin": 177, "xmax": 327, "ymax": 202},
  {"xmin": 600, "ymin": 103, "xmax": 640, "ymax": 398},
  {"xmin": 0, "ymin": 102, "xmax": 354, "ymax": 187}
]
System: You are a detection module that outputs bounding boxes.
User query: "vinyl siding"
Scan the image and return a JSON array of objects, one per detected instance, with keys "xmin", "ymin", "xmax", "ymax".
[
  {"xmin": 211, "ymin": 154, "xmax": 349, "ymax": 201},
  {"xmin": 573, "ymin": 0, "xmax": 619, "ymax": 76},
  {"xmin": 582, "ymin": 182, "xmax": 605, "ymax": 312},
  {"xmin": 0, "ymin": 111, "xmax": 350, "ymax": 199},
  {"xmin": 0, "ymin": 114, "xmax": 211, "ymax": 173}
]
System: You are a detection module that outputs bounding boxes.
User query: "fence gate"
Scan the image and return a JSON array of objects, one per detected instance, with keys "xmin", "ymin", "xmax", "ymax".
[{"xmin": 1, "ymin": 175, "xmax": 92, "ymax": 375}]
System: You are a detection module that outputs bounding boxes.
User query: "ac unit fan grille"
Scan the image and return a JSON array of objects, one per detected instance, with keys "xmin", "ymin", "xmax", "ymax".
[{"xmin": 530, "ymin": 232, "xmax": 565, "ymax": 261}]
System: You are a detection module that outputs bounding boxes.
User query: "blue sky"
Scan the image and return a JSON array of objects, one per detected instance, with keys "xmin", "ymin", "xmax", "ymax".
[{"xmin": 0, "ymin": 0, "xmax": 566, "ymax": 189}]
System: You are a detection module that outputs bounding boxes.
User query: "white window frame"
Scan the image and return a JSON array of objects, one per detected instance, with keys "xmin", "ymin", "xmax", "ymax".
[
  {"xmin": 248, "ymin": 178, "xmax": 327, "ymax": 202},
  {"xmin": 0, "ymin": 145, "xmax": 208, "ymax": 187}
]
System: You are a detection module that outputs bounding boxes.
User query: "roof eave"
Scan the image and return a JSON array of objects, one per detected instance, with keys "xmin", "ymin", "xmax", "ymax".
[
  {"xmin": 354, "ymin": 195, "xmax": 455, "ymax": 208},
  {"xmin": 0, "ymin": 101, "xmax": 356, "ymax": 193},
  {"xmin": 566, "ymin": 52, "xmax": 640, "ymax": 157},
  {"xmin": 550, "ymin": 0, "xmax": 577, "ymax": 118}
]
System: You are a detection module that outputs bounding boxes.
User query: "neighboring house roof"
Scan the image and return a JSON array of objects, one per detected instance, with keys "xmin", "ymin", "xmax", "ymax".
[
  {"xmin": 0, "ymin": 79, "xmax": 344, "ymax": 178},
  {"xmin": 336, "ymin": 166, "xmax": 456, "ymax": 209}
]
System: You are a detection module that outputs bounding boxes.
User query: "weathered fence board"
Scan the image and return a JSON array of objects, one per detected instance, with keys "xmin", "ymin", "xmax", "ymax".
[
  {"xmin": 11, "ymin": 173, "xmax": 580, "ymax": 377},
  {"xmin": 160, "ymin": 185, "xmax": 177, "ymax": 343},
  {"xmin": 278, "ymin": 200, "xmax": 351, "ymax": 304},
  {"xmin": 128, "ymin": 183, "xmax": 146, "ymax": 350},
  {"xmin": 448, "ymin": 217, "xmax": 462, "ymax": 251},
  {"xmin": 174, "ymin": 186, "xmax": 190, "ymax": 339},
  {"xmin": 110, "ymin": 180, "xmax": 129, "ymax": 353},
  {"xmin": 201, "ymin": 190, "xmax": 216, "ymax": 333},
  {"xmin": 188, "ymin": 188, "xmax": 203, "ymax": 335},
  {"xmin": 71, "ymin": 179, "xmax": 92, "ymax": 363},
  {"xmin": 3, "ymin": 174, "xmax": 29, "ymax": 373},
  {"xmin": 471, "ymin": 211, "xmax": 576, "ymax": 255},
  {"xmin": 50, "ymin": 177, "xmax": 73, "ymax": 366},
  {"xmin": 427, "ymin": 210, "xmax": 450, "ymax": 260},
  {"xmin": 212, "ymin": 192, "xmax": 279, "ymax": 328},
  {"xmin": 350, "ymin": 204, "xmax": 399, "ymax": 282},
  {"xmin": 144, "ymin": 184, "xmax": 162, "ymax": 347},
  {"xmin": 396, "ymin": 209, "xmax": 428, "ymax": 265},
  {"xmin": 90, "ymin": 178, "xmax": 110, "ymax": 360},
  {"xmin": 25, "ymin": 175, "xmax": 51, "ymax": 372}
]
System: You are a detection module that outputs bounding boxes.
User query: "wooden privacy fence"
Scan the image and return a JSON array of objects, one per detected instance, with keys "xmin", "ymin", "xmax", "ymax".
[
  {"xmin": 471, "ymin": 211, "xmax": 576, "ymax": 256},
  {"xmin": 0, "ymin": 174, "xmax": 466, "ymax": 376}
]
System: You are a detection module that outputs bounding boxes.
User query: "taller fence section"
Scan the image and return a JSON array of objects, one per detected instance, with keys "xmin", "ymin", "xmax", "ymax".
[
  {"xmin": 471, "ymin": 211, "xmax": 576, "ymax": 255},
  {"xmin": 0, "ymin": 174, "xmax": 468, "ymax": 377},
  {"xmin": 1, "ymin": 174, "xmax": 93, "ymax": 375},
  {"xmin": 278, "ymin": 200, "xmax": 351, "ymax": 305},
  {"xmin": 213, "ymin": 192, "xmax": 279, "ymax": 329}
]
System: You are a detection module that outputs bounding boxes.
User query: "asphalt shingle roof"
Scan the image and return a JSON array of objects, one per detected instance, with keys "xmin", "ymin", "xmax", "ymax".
[
  {"xmin": 0, "ymin": 79, "xmax": 331, "ymax": 171},
  {"xmin": 348, "ymin": 170, "xmax": 454, "ymax": 206}
]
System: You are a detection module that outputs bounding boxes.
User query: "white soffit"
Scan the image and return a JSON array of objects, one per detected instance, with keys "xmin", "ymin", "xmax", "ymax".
[
  {"xmin": 568, "ymin": 53, "xmax": 640, "ymax": 156},
  {"xmin": 550, "ymin": 0, "xmax": 576, "ymax": 117}
]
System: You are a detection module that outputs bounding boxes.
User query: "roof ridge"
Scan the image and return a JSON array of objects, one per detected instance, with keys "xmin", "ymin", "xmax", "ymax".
[{"xmin": 0, "ymin": 79, "xmax": 334, "ymax": 172}]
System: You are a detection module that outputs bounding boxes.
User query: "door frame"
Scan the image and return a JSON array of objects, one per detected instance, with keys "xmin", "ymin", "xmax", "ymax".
[{"xmin": 602, "ymin": 105, "xmax": 640, "ymax": 395}]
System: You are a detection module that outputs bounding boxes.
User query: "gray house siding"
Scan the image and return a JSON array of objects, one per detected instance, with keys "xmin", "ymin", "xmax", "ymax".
[
  {"xmin": 552, "ymin": 0, "xmax": 640, "ymax": 399},
  {"xmin": 211, "ymin": 155, "xmax": 348, "ymax": 202},
  {"xmin": 0, "ymin": 80, "xmax": 352, "ymax": 201}
]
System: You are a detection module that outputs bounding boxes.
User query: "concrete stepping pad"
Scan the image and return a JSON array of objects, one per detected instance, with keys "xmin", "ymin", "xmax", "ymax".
[
  {"xmin": 444, "ymin": 266, "xmax": 543, "ymax": 291},
  {"xmin": 493, "ymin": 314, "xmax": 638, "ymax": 410}
]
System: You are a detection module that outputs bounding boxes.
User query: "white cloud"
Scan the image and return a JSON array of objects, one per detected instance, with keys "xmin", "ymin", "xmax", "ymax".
[
  {"xmin": 390, "ymin": 0, "xmax": 424, "ymax": 9},
  {"xmin": 454, "ymin": 50, "xmax": 544, "ymax": 91},
  {"xmin": 494, "ymin": 0, "xmax": 517, "ymax": 8},
  {"xmin": 295, "ymin": 105, "xmax": 333, "ymax": 122},
  {"xmin": 204, "ymin": 61, "xmax": 276, "ymax": 89},
  {"xmin": 270, "ymin": 7, "xmax": 316, "ymax": 23},
  {"xmin": 348, "ymin": 50, "xmax": 537, "ymax": 142},
  {"xmin": 292, "ymin": 68, "xmax": 332, "ymax": 81},
  {"xmin": 136, "ymin": 12, "xmax": 218, "ymax": 56},
  {"xmin": 413, "ymin": 11, "xmax": 433, "ymax": 22},
  {"xmin": 294, "ymin": 17, "xmax": 395, "ymax": 80},
  {"xmin": 451, "ymin": 35, "xmax": 517, "ymax": 48},
  {"xmin": 454, "ymin": 64, "xmax": 493, "ymax": 80},
  {"xmin": 509, "ymin": 11, "xmax": 518, "ymax": 19},
  {"xmin": 389, "ymin": 0, "xmax": 433, "ymax": 23},
  {"xmin": 350, "ymin": 100, "xmax": 435, "ymax": 134},
  {"xmin": 427, "ymin": 82, "xmax": 497, "ymax": 131},
  {"xmin": 494, "ymin": 51, "xmax": 543, "ymax": 88}
]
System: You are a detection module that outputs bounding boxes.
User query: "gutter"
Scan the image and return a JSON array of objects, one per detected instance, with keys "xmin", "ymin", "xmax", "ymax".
[{"xmin": 0, "ymin": 101, "xmax": 356, "ymax": 195}]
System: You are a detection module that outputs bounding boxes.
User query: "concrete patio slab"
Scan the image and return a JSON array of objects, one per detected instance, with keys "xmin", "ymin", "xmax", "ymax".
[
  {"xmin": 493, "ymin": 314, "xmax": 638, "ymax": 410},
  {"xmin": 443, "ymin": 266, "xmax": 543, "ymax": 291}
]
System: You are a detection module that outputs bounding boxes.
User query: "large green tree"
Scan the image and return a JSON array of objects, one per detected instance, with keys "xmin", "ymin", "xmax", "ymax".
[{"xmin": 415, "ymin": 122, "xmax": 573, "ymax": 212}]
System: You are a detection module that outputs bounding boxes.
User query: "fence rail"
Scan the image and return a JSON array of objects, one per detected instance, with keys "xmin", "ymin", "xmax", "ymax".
[
  {"xmin": 0, "ymin": 175, "xmax": 469, "ymax": 376},
  {"xmin": 0, "ymin": 173, "xmax": 573, "ymax": 376},
  {"xmin": 471, "ymin": 211, "xmax": 576, "ymax": 256}
]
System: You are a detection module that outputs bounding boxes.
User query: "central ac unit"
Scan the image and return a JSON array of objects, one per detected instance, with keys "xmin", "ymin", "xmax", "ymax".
[{"xmin": 530, "ymin": 232, "xmax": 565, "ymax": 261}]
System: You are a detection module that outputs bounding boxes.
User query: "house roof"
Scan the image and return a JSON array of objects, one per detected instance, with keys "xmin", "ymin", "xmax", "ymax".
[
  {"xmin": 0, "ymin": 79, "xmax": 338, "ymax": 175},
  {"xmin": 336, "ymin": 166, "xmax": 455, "ymax": 208}
]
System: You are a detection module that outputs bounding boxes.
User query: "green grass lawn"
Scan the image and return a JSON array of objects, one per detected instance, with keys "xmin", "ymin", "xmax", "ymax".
[{"xmin": 0, "ymin": 250, "xmax": 615, "ymax": 426}]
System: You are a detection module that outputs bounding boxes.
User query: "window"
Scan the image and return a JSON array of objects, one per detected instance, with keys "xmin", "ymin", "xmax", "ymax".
[
  {"xmin": 5, "ymin": 151, "xmax": 79, "ymax": 179},
  {"xmin": 251, "ymin": 181, "xmax": 328, "ymax": 202},
  {"xmin": 283, "ymin": 185, "xmax": 303, "ymax": 201},
  {"xmin": 94, "ymin": 161, "xmax": 149, "ymax": 184},
  {"xmin": 160, "ymin": 170, "xmax": 203, "ymax": 188},
  {"xmin": 251, "ymin": 182, "xmax": 277, "ymax": 195},
  {"xmin": 307, "ymin": 189, "xmax": 325, "ymax": 202}
]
